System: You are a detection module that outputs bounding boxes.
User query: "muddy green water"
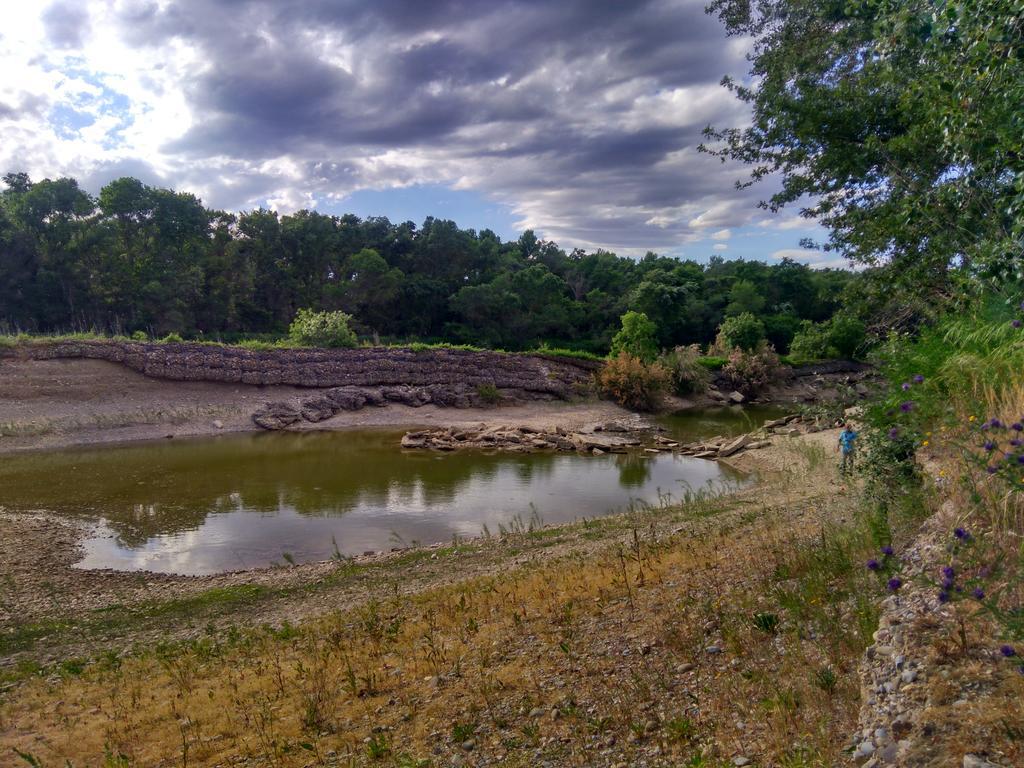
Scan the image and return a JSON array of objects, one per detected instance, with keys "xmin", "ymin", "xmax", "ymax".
[{"xmin": 0, "ymin": 406, "xmax": 788, "ymax": 575}]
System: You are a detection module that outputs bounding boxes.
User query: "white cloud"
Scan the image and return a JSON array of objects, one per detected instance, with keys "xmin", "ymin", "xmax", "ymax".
[{"xmin": 713, "ymin": 243, "xmax": 727, "ymax": 250}]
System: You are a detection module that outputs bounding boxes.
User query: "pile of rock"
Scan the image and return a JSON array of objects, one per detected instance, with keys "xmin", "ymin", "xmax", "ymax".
[
  {"xmin": 397, "ymin": 413, "xmax": 825, "ymax": 460},
  {"xmin": 252, "ymin": 383, "xmax": 528, "ymax": 429},
  {"xmin": 399, "ymin": 423, "xmax": 644, "ymax": 455}
]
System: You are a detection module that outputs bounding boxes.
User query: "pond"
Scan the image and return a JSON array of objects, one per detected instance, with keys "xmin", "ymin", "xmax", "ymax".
[{"xmin": 0, "ymin": 406, "xmax": 790, "ymax": 575}]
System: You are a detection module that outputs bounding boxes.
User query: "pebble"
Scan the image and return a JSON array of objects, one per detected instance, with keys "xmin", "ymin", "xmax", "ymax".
[
  {"xmin": 900, "ymin": 669, "xmax": 918, "ymax": 683},
  {"xmin": 705, "ymin": 645, "xmax": 722, "ymax": 654},
  {"xmin": 733, "ymin": 758, "xmax": 751, "ymax": 766},
  {"xmin": 854, "ymin": 740, "xmax": 876, "ymax": 760},
  {"xmin": 963, "ymin": 756, "xmax": 1002, "ymax": 768}
]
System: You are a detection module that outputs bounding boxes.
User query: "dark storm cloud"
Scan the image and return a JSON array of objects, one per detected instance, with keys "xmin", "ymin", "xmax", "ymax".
[
  {"xmin": 42, "ymin": 1, "xmax": 91, "ymax": 49},
  {"xmin": 110, "ymin": 0, "xmax": 760, "ymax": 250}
]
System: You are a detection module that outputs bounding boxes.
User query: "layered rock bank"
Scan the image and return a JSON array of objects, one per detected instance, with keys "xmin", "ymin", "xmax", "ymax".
[{"xmin": 3, "ymin": 341, "xmax": 600, "ymax": 431}]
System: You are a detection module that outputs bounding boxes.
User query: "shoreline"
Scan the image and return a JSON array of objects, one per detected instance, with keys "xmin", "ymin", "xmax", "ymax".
[{"xmin": 0, "ymin": 428, "xmax": 834, "ymax": 667}]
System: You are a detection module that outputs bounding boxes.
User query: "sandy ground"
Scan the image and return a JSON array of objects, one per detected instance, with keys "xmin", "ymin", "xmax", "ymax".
[{"xmin": 0, "ymin": 357, "xmax": 632, "ymax": 454}]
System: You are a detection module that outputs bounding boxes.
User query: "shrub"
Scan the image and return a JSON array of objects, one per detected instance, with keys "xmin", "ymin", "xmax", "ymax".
[
  {"xmin": 161, "ymin": 332, "xmax": 183, "ymax": 343},
  {"xmin": 829, "ymin": 315, "xmax": 867, "ymax": 358},
  {"xmin": 721, "ymin": 346, "xmax": 784, "ymax": 395},
  {"xmin": 476, "ymin": 383, "xmax": 501, "ymax": 404},
  {"xmin": 130, "ymin": 330, "xmax": 148, "ymax": 342},
  {"xmin": 288, "ymin": 308, "xmax": 358, "ymax": 349},
  {"xmin": 660, "ymin": 344, "xmax": 711, "ymax": 395},
  {"xmin": 790, "ymin": 315, "xmax": 867, "ymax": 362},
  {"xmin": 610, "ymin": 311, "xmax": 659, "ymax": 362},
  {"xmin": 714, "ymin": 312, "xmax": 766, "ymax": 352},
  {"xmin": 597, "ymin": 352, "xmax": 669, "ymax": 411}
]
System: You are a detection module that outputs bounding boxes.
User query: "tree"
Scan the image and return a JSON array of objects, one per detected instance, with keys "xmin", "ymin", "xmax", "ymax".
[
  {"xmin": 716, "ymin": 312, "xmax": 766, "ymax": 352},
  {"xmin": 703, "ymin": 0, "xmax": 1024, "ymax": 309},
  {"xmin": 610, "ymin": 311, "xmax": 659, "ymax": 362}
]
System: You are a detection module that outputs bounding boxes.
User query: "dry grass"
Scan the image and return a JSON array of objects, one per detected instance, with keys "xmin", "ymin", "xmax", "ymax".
[{"xmin": 1, "ymin": 438, "xmax": 881, "ymax": 768}]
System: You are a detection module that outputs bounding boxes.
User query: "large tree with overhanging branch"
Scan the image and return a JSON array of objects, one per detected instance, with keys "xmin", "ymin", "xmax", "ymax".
[{"xmin": 703, "ymin": 0, "xmax": 1024, "ymax": 319}]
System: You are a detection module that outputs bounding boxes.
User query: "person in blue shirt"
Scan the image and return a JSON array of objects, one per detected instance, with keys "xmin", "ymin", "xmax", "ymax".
[{"xmin": 837, "ymin": 423, "xmax": 858, "ymax": 475}]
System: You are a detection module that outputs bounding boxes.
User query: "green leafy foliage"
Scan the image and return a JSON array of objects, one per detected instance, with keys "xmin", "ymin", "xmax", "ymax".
[
  {"xmin": 704, "ymin": 0, "xmax": 1024, "ymax": 316},
  {"xmin": 789, "ymin": 315, "xmax": 866, "ymax": 362},
  {"xmin": 288, "ymin": 308, "xmax": 358, "ymax": 349},
  {"xmin": 0, "ymin": 173, "xmax": 858, "ymax": 353},
  {"xmin": 609, "ymin": 311, "xmax": 659, "ymax": 362},
  {"xmin": 715, "ymin": 312, "xmax": 766, "ymax": 352}
]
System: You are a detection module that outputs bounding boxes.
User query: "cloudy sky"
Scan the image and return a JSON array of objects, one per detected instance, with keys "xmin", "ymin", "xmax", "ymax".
[{"xmin": 0, "ymin": 0, "xmax": 833, "ymax": 263}]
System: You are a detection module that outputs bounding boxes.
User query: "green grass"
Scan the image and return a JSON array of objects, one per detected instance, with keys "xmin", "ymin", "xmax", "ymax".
[{"xmin": 0, "ymin": 332, "xmax": 604, "ymax": 361}]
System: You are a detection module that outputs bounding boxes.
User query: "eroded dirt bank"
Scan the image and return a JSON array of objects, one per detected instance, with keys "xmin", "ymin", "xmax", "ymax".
[{"xmin": 0, "ymin": 357, "xmax": 627, "ymax": 454}]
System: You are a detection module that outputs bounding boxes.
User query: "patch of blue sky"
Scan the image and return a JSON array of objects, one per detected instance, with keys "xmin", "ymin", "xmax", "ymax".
[
  {"xmin": 49, "ymin": 102, "xmax": 96, "ymax": 139},
  {"xmin": 47, "ymin": 62, "xmax": 133, "ymax": 145},
  {"xmin": 320, "ymin": 184, "xmax": 520, "ymax": 240},
  {"xmin": 675, "ymin": 222, "xmax": 846, "ymax": 268}
]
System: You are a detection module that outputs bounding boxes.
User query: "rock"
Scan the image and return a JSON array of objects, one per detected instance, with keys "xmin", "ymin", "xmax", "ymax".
[
  {"xmin": 718, "ymin": 434, "xmax": 751, "ymax": 457},
  {"xmin": 401, "ymin": 434, "xmax": 427, "ymax": 448},
  {"xmin": 733, "ymin": 758, "xmax": 751, "ymax": 767},
  {"xmin": 854, "ymin": 740, "xmax": 876, "ymax": 761},
  {"xmin": 212, "ymin": 419, "xmax": 223, "ymax": 429},
  {"xmin": 963, "ymin": 756, "xmax": 1002, "ymax": 768},
  {"xmin": 728, "ymin": 390, "xmax": 746, "ymax": 404},
  {"xmin": 705, "ymin": 645, "xmax": 722, "ymax": 654},
  {"xmin": 900, "ymin": 669, "xmax": 918, "ymax": 684},
  {"xmin": 707, "ymin": 388, "xmax": 726, "ymax": 401},
  {"xmin": 252, "ymin": 401, "xmax": 302, "ymax": 430},
  {"xmin": 300, "ymin": 396, "xmax": 339, "ymax": 422},
  {"xmin": 694, "ymin": 450, "xmax": 718, "ymax": 459},
  {"xmin": 325, "ymin": 386, "xmax": 369, "ymax": 411},
  {"xmin": 571, "ymin": 433, "xmax": 642, "ymax": 451}
]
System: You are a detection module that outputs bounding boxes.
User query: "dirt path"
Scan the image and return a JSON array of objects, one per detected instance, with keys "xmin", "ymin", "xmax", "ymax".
[{"xmin": 0, "ymin": 357, "xmax": 630, "ymax": 454}]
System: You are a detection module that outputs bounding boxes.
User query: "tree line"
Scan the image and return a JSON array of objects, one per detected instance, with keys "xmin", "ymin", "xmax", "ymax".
[{"xmin": 0, "ymin": 172, "xmax": 857, "ymax": 353}]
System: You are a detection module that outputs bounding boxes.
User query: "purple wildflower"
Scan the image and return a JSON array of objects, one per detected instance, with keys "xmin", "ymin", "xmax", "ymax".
[
  {"xmin": 913, "ymin": 374, "xmax": 925, "ymax": 384},
  {"xmin": 984, "ymin": 441, "xmax": 996, "ymax": 451},
  {"xmin": 938, "ymin": 590, "xmax": 950, "ymax": 603},
  {"xmin": 1011, "ymin": 439, "xmax": 1023, "ymax": 448},
  {"xmin": 990, "ymin": 418, "xmax": 1003, "ymax": 429},
  {"xmin": 900, "ymin": 401, "xmax": 915, "ymax": 413},
  {"xmin": 901, "ymin": 382, "xmax": 911, "ymax": 391},
  {"xmin": 987, "ymin": 465, "xmax": 999, "ymax": 474},
  {"xmin": 942, "ymin": 578, "xmax": 955, "ymax": 590},
  {"xmin": 972, "ymin": 587, "xmax": 985, "ymax": 600},
  {"xmin": 1018, "ymin": 455, "xmax": 1024, "ymax": 465},
  {"xmin": 881, "ymin": 545, "xmax": 894, "ymax": 556},
  {"xmin": 954, "ymin": 528, "xmax": 970, "ymax": 541},
  {"xmin": 867, "ymin": 559, "xmax": 881, "ymax": 571},
  {"xmin": 888, "ymin": 427, "xmax": 900, "ymax": 440},
  {"xmin": 1014, "ymin": 320, "xmax": 1023, "ymax": 329},
  {"xmin": 887, "ymin": 577, "xmax": 902, "ymax": 592},
  {"xmin": 1013, "ymin": 423, "xmax": 1024, "ymax": 432},
  {"xmin": 942, "ymin": 566, "xmax": 955, "ymax": 579},
  {"xmin": 1001, "ymin": 645, "xmax": 1017, "ymax": 658}
]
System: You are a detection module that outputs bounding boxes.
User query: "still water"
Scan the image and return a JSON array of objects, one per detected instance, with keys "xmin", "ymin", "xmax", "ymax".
[{"xmin": 0, "ymin": 406, "xmax": 788, "ymax": 575}]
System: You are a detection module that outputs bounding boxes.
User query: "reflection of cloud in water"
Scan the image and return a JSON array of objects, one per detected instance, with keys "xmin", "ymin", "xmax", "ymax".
[{"xmin": 7, "ymin": 430, "xmax": 744, "ymax": 575}]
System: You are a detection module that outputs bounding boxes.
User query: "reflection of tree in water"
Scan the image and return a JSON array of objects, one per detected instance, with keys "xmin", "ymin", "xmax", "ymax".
[
  {"xmin": 614, "ymin": 452, "xmax": 653, "ymax": 488},
  {"xmin": 0, "ymin": 431, "xmax": 563, "ymax": 546}
]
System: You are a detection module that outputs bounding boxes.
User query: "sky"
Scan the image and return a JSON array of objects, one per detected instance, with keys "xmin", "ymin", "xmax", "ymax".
[{"xmin": 0, "ymin": 0, "xmax": 839, "ymax": 266}]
